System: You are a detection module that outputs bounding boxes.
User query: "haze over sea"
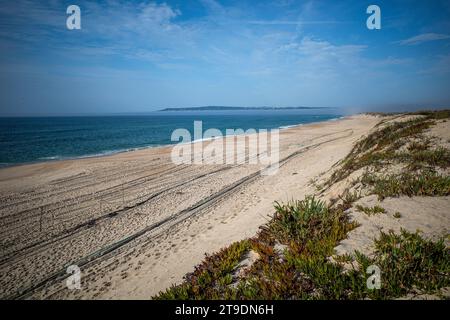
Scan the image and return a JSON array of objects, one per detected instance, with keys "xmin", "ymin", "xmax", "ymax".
[{"xmin": 0, "ymin": 110, "xmax": 341, "ymax": 166}]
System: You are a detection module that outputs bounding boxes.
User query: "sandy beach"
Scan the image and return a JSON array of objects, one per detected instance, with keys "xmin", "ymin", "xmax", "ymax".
[{"xmin": 0, "ymin": 115, "xmax": 391, "ymax": 299}]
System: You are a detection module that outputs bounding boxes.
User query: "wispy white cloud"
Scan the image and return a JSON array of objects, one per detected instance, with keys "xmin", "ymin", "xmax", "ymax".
[
  {"xmin": 2, "ymin": 0, "xmax": 449, "ymax": 112},
  {"xmin": 397, "ymin": 33, "xmax": 450, "ymax": 45},
  {"xmin": 199, "ymin": 0, "xmax": 226, "ymax": 16},
  {"xmin": 0, "ymin": 0, "xmax": 196, "ymax": 66},
  {"xmin": 0, "ymin": 0, "xmax": 412, "ymax": 80}
]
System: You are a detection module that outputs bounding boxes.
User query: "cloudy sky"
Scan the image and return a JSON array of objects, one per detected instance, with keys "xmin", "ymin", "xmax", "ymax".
[{"xmin": 0, "ymin": 0, "xmax": 449, "ymax": 115}]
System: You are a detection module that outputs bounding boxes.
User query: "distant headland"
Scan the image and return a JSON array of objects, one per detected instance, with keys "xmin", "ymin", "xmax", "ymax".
[{"xmin": 158, "ymin": 106, "xmax": 331, "ymax": 112}]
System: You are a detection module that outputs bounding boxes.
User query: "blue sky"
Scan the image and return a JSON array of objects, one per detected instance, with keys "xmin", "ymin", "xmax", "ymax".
[{"xmin": 0, "ymin": 0, "xmax": 449, "ymax": 115}]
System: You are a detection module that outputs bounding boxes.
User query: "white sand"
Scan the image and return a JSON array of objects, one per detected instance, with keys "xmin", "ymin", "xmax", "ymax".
[{"xmin": 0, "ymin": 114, "xmax": 395, "ymax": 299}]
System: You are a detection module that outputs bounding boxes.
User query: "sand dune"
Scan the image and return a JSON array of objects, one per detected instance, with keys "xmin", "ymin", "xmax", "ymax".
[{"xmin": 0, "ymin": 115, "xmax": 380, "ymax": 299}]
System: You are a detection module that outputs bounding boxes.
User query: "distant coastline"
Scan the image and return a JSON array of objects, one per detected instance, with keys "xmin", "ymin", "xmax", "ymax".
[{"xmin": 158, "ymin": 106, "xmax": 331, "ymax": 112}]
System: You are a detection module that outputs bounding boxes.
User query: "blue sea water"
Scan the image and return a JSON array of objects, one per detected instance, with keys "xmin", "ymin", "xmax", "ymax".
[{"xmin": 0, "ymin": 111, "xmax": 341, "ymax": 166}]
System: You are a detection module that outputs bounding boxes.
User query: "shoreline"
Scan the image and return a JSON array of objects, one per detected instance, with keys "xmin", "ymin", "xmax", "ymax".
[
  {"xmin": 0, "ymin": 115, "xmax": 345, "ymax": 171},
  {"xmin": 0, "ymin": 113, "xmax": 376, "ymax": 299}
]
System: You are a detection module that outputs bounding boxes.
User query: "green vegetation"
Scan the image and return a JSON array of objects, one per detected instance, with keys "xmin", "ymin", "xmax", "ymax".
[
  {"xmin": 326, "ymin": 118, "xmax": 434, "ymax": 185},
  {"xmin": 321, "ymin": 111, "xmax": 450, "ymax": 201},
  {"xmin": 355, "ymin": 229, "xmax": 450, "ymax": 298},
  {"xmin": 413, "ymin": 109, "xmax": 450, "ymax": 120},
  {"xmin": 355, "ymin": 204, "xmax": 386, "ymax": 216},
  {"xmin": 270, "ymin": 196, "xmax": 333, "ymax": 243},
  {"xmin": 156, "ymin": 196, "xmax": 359, "ymax": 300},
  {"xmin": 156, "ymin": 240, "xmax": 250, "ymax": 299},
  {"xmin": 360, "ymin": 170, "xmax": 450, "ymax": 200},
  {"xmin": 403, "ymin": 147, "xmax": 450, "ymax": 169},
  {"xmin": 155, "ymin": 197, "xmax": 449, "ymax": 300},
  {"xmin": 325, "ymin": 111, "xmax": 450, "ymax": 186}
]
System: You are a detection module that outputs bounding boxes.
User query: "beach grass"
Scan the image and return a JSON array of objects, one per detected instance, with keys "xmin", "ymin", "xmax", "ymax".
[
  {"xmin": 355, "ymin": 204, "xmax": 386, "ymax": 216},
  {"xmin": 323, "ymin": 111, "xmax": 450, "ymax": 189},
  {"xmin": 360, "ymin": 170, "xmax": 450, "ymax": 200}
]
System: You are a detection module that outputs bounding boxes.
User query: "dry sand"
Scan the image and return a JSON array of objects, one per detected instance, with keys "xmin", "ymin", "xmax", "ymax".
[
  {"xmin": 0, "ymin": 114, "xmax": 397, "ymax": 299},
  {"xmin": 327, "ymin": 116, "xmax": 450, "ymax": 260}
]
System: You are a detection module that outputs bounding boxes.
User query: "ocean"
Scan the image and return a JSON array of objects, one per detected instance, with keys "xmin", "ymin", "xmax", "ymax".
[{"xmin": 0, "ymin": 111, "xmax": 342, "ymax": 167}]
